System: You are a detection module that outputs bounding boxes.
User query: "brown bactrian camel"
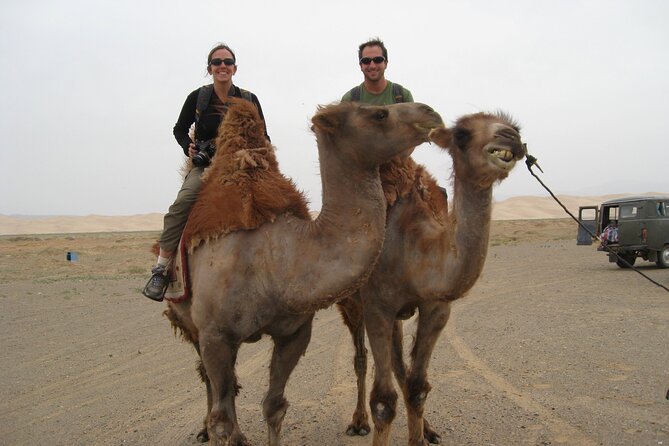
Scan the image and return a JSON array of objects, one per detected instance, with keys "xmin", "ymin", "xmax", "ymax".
[
  {"xmin": 336, "ymin": 111, "xmax": 526, "ymax": 446},
  {"xmin": 163, "ymin": 98, "xmax": 444, "ymax": 446}
]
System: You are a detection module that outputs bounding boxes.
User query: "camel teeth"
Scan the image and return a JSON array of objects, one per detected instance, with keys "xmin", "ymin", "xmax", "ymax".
[{"xmin": 491, "ymin": 148, "xmax": 513, "ymax": 162}]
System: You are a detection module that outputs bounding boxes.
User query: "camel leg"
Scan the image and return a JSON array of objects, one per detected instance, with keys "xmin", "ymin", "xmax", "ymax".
[
  {"xmin": 191, "ymin": 343, "xmax": 212, "ymax": 443},
  {"xmin": 195, "ymin": 359, "xmax": 213, "ymax": 443},
  {"xmin": 264, "ymin": 317, "xmax": 314, "ymax": 446},
  {"xmin": 337, "ymin": 294, "xmax": 371, "ymax": 436},
  {"xmin": 364, "ymin": 304, "xmax": 398, "ymax": 446},
  {"xmin": 199, "ymin": 332, "xmax": 248, "ymax": 446},
  {"xmin": 389, "ymin": 321, "xmax": 441, "ymax": 444},
  {"xmin": 391, "ymin": 320, "xmax": 406, "ymax": 383},
  {"xmin": 405, "ymin": 301, "xmax": 451, "ymax": 446}
]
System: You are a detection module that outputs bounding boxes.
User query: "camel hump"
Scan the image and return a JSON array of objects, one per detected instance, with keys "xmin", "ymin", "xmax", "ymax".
[{"xmin": 183, "ymin": 98, "xmax": 310, "ymax": 250}]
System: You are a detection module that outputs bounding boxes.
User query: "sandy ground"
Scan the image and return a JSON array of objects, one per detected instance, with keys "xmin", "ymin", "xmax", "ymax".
[
  {"xmin": 0, "ymin": 219, "xmax": 668, "ymax": 446},
  {"xmin": 3, "ymin": 193, "xmax": 668, "ymax": 236}
]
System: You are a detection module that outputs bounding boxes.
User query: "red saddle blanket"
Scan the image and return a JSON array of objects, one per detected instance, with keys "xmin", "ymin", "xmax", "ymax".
[{"xmin": 163, "ymin": 238, "xmax": 191, "ymax": 303}]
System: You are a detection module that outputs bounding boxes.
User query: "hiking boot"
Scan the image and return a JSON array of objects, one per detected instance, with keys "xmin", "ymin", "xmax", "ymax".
[{"xmin": 142, "ymin": 265, "xmax": 168, "ymax": 301}]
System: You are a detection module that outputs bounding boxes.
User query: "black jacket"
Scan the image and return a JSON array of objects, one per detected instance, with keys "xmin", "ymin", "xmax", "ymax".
[{"xmin": 172, "ymin": 84, "xmax": 269, "ymax": 156}]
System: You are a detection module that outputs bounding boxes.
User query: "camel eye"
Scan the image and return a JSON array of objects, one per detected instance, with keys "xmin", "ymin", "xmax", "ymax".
[
  {"xmin": 374, "ymin": 109, "xmax": 389, "ymax": 121},
  {"xmin": 453, "ymin": 128, "xmax": 471, "ymax": 150}
]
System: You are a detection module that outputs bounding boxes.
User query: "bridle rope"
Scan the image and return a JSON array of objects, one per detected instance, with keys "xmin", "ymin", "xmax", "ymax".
[{"xmin": 524, "ymin": 151, "xmax": 668, "ymax": 293}]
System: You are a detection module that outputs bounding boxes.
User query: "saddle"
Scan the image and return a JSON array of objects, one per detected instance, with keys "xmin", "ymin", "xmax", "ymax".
[{"xmin": 163, "ymin": 237, "xmax": 190, "ymax": 303}]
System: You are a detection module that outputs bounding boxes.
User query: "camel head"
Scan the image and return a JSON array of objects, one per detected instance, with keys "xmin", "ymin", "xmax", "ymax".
[
  {"xmin": 430, "ymin": 111, "xmax": 526, "ymax": 189},
  {"xmin": 312, "ymin": 102, "xmax": 444, "ymax": 167}
]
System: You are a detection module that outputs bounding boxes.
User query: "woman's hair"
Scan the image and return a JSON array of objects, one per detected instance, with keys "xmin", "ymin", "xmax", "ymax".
[{"xmin": 207, "ymin": 43, "xmax": 236, "ymax": 65}]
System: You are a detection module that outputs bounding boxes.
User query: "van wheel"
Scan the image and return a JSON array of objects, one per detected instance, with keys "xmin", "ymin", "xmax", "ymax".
[
  {"xmin": 656, "ymin": 245, "xmax": 669, "ymax": 268},
  {"xmin": 616, "ymin": 253, "xmax": 636, "ymax": 268}
]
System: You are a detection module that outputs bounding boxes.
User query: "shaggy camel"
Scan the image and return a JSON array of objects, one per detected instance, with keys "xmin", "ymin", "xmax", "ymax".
[
  {"xmin": 337, "ymin": 111, "xmax": 526, "ymax": 445},
  {"xmin": 164, "ymin": 98, "xmax": 443, "ymax": 446}
]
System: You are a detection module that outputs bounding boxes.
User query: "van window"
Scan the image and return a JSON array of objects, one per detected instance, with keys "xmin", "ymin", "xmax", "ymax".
[
  {"xmin": 620, "ymin": 205, "xmax": 639, "ymax": 219},
  {"xmin": 581, "ymin": 208, "xmax": 597, "ymax": 220},
  {"xmin": 604, "ymin": 206, "xmax": 619, "ymax": 221},
  {"xmin": 658, "ymin": 202, "xmax": 667, "ymax": 216}
]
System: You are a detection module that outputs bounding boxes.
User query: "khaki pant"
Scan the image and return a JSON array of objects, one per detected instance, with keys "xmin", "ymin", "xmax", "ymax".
[{"xmin": 159, "ymin": 166, "xmax": 204, "ymax": 252}]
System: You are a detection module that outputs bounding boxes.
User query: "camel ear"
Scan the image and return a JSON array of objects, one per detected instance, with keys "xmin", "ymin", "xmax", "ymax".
[
  {"xmin": 311, "ymin": 106, "xmax": 339, "ymax": 135},
  {"xmin": 429, "ymin": 127, "xmax": 453, "ymax": 148}
]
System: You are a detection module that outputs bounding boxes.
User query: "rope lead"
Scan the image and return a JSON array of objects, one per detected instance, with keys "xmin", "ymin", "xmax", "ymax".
[{"xmin": 524, "ymin": 152, "xmax": 668, "ymax": 293}]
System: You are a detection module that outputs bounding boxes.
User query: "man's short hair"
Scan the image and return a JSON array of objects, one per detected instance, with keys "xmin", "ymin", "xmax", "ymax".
[{"xmin": 358, "ymin": 37, "xmax": 388, "ymax": 61}]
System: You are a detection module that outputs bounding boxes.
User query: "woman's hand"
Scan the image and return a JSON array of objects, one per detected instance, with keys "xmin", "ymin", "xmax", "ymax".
[{"xmin": 187, "ymin": 142, "xmax": 197, "ymax": 159}]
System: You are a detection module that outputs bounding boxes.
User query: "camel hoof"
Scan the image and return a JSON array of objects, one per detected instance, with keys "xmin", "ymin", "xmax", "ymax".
[
  {"xmin": 423, "ymin": 419, "xmax": 442, "ymax": 444},
  {"xmin": 196, "ymin": 427, "xmax": 209, "ymax": 443},
  {"xmin": 425, "ymin": 430, "xmax": 441, "ymax": 444},
  {"xmin": 345, "ymin": 424, "xmax": 370, "ymax": 436}
]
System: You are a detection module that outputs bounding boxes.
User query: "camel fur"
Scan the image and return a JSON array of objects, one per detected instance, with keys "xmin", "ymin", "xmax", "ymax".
[
  {"xmin": 163, "ymin": 100, "xmax": 444, "ymax": 446},
  {"xmin": 337, "ymin": 111, "xmax": 526, "ymax": 445},
  {"xmin": 183, "ymin": 98, "xmax": 310, "ymax": 251}
]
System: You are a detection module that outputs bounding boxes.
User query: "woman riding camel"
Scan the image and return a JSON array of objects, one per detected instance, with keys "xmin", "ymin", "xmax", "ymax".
[{"xmin": 142, "ymin": 42, "xmax": 269, "ymax": 301}]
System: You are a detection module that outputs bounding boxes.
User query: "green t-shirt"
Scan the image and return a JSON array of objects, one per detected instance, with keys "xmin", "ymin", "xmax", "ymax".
[{"xmin": 341, "ymin": 81, "xmax": 414, "ymax": 105}]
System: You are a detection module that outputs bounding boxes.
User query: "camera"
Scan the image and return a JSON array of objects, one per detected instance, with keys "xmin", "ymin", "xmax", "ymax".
[{"xmin": 192, "ymin": 139, "xmax": 216, "ymax": 167}]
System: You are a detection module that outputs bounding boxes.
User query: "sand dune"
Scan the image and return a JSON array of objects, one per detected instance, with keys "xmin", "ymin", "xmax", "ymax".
[
  {"xmin": 1, "ymin": 193, "xmax": 666, "ymax": 235},
  {"xmin": 492, "ymin": 193, "xmax": 624, "ymax": 220},
  {"xmin": 0, "ymin": 213, "xmax": 164, "ymax": 236},
  {"xmin": 491, "ymin": 192, "xmax": 667, "ymax": 220}
]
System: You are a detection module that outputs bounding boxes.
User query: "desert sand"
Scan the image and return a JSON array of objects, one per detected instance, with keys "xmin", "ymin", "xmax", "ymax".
[
  {"xmin": 0, "ymin": 213, "xmax": 668, "ymax": 445},
  {"xmin": 2, "ymin": 193, "xmax": 667, "ymax": 236}
]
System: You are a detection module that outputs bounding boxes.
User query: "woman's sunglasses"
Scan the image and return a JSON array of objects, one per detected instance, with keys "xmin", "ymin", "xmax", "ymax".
[
  {"xmin": 209, "ymin": 58, "xmax": 236, "ymax": 67},
  {"xmin": 359, "ymin": 56, "xmax": 386, "ymax": 65}
]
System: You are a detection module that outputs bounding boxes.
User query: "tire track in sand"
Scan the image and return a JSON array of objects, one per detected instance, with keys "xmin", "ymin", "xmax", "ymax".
[{"xmin": 445, "ymin": 301, "xmax": 598, "ymax": 446}]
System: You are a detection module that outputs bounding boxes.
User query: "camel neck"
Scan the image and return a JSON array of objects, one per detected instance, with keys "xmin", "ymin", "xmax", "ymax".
[
  {"xmin": 447, "ymin": 180, "xmax": 493, "ymax": 293},
  {"xmin": 452, "ymin": 180, "xmax": 493, "ymax": 239},
  {"xmin": 301, "ymin": 137, "xmax": 387, "ymax": 308},
  {"xmin": 317, "ymin": 139, "xmax": 386, "ymax": 232}
]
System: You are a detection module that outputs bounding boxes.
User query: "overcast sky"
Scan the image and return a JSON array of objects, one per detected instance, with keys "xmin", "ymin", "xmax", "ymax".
[{"xmin": 1, "ymin": 0, "xmax": 667, "ymax": 216}]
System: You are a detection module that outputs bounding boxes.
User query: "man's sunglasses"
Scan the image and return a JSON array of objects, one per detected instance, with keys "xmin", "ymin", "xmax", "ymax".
[
  {"xmin": 209, "ymin": 58, "xmax": 236, "ymax": 67},
  {"xmin": 359, "ymin": 56, "xmax": 386, "ymax": 65}
]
